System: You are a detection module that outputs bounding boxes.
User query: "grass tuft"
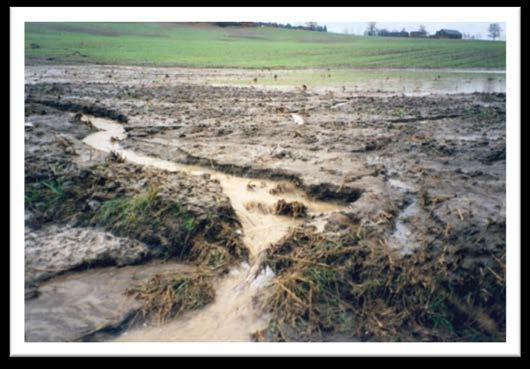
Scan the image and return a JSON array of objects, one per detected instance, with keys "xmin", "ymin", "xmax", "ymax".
[{"xmin": 25, "ymin": 178, "xmax": 68, "ymax": 215}]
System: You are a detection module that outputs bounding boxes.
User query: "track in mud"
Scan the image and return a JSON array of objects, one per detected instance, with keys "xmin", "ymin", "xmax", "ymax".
[{"xmin": 80, "ymin": 115, "xmax": 344, "ymax": 341}]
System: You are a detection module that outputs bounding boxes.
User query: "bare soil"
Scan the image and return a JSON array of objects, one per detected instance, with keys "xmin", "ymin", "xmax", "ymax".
[{"xmin": 24, "ymin": 66, "xmax": 506, "ymax": 342}]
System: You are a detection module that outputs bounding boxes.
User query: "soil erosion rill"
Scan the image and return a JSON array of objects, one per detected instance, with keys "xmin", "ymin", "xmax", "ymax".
[{"xmin": 24, "ymin": 64, "xmax": 506, "ymax": 342}]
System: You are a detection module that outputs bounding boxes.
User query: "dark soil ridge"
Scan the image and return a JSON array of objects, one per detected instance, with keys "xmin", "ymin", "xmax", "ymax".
[
  {"xmin": 124, "ymin": 138, "xmax": 364, "ymax": 204},
  {"xmin": 385, "ymin": 113, "xmax": 462, "ymax": 124},
  {"xmin": 183, "ymin": 151, "xmax": 364, "ymax": 203},
  {"xmin": 27, "ymin": 98, "xmax": 129, "ymax": 123}
]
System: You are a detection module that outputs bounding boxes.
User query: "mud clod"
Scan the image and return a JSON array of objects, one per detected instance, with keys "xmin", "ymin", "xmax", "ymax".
[
  {"xmin": 273, "ymin": 199, "xmax": 308, "ymax": 218},
  {"xmin": 269, "ymin": 182, "xmax": 296, "ymax": 195},
  {"xmin": 106, "ymin": 150, "xmax": 126, "ymax": 163}
]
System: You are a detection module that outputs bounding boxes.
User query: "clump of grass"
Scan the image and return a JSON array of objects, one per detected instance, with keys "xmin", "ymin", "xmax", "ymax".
[
  {"xmin": 25, "ymin": 178, "xmax": 68, "ymax": 216},
  {"xmin": 273, "ymin": 199, "xmax": 307, "ymax": 218},
  {"xmin": 392, "ymin": 107, "xmax": 407, "ymax": 118},
  {"xmin": 91, "ymin": 186, "xmax": 203, "ymax": 259},
  {"xmin": 256, "ymin": 227, "xmax": 505, "ymax": 342},
  {"xmin": 126, "ymin": 272, "xmax": 215, "ymax": 324},
  {"xmin": 105, "ymin": 150, "xmax": 125, "ymax": 163},
  {"xmin": 94, "ymin": 186, "xmax": 158, "ymax": 227},
  {"xmin": 199, "ymin": 246, "xmax": 230, "ymax": 270}
]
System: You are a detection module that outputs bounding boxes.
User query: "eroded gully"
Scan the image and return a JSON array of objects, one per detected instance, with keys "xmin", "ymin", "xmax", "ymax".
[{"xmin": 80, "ymin": 116, "xmax": 344, "ymax": 341}]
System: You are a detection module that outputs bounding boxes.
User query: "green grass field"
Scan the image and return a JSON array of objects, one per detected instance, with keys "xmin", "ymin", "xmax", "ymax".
[{"xmin": 25, "ymin": 22, "xmax": 506, "ymax": 69}]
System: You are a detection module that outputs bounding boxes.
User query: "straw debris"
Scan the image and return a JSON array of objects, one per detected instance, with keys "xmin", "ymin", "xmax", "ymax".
[
  {"xmin": 255, "ymin": 226, "xmax": 505, "ymax": 342},
  {"xmin": 126, "ymin": 271, "xmax": 215, "ymax": 324}
]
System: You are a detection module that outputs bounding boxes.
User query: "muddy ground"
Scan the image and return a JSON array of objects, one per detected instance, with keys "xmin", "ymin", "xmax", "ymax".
[{"xmin": 24, "ymin": 66, "xmax": 506, "ymax": 342}]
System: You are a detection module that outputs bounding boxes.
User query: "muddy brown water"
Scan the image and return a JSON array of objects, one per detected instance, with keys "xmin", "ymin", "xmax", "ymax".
[
  {"xmin": 79, "ymin": 115, "xmax": 344, "ymax": 341},
  {"xmin": 25, "ymin": 261, "xmax": 195, "ymax": 342}
]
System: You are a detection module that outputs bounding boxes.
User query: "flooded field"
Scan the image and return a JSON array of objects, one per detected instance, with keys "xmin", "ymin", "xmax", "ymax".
[
  {"xmin": 25, "ymin": 65, "xmax": 506, "ymax": 95},
  {"xmin": 24, "ymin": 65, "xmax": 506, "ymax": 342}
]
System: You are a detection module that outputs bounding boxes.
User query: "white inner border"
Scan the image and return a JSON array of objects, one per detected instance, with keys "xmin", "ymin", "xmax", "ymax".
[{"xmin": 10, "ymin": 7, "xmax": 521, "ymax": 357}]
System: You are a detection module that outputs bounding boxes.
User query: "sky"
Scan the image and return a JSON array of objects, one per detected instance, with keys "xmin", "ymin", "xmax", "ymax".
[{"xmin": 297, "ymin": 22, "xmax": 505, "ymax": 40}]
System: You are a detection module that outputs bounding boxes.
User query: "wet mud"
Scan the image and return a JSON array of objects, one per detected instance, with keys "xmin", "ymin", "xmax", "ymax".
[{"xmin": 24, "ymin": 65, "xmax": 506, "ymax": 342}]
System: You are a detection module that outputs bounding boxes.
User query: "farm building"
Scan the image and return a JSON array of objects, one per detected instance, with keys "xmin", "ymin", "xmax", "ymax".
[
  {"xmin": 378, "ymin": 29, "xmax": 409, "ymax": 38},
  {"xmin": 410, "ymin": 30, "xmax": 428, "ymax": 38},
  {"xmin": 433, "ymin": 29, "xmax": 463, "ymax": 39}
]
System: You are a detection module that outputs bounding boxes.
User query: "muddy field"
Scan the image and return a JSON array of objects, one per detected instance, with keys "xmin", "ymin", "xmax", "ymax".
[{"xmin": 24, "ymin": 66, "xmax": 506, "ymax": 342}]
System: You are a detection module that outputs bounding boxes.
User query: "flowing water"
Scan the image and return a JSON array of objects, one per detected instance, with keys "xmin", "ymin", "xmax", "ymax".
[
  {"xmin": 79, "ymin": 116, "xmax": 344, "ymax": 341},
  {"xmin": 387, "ymin": 179, "xmax": 422, "ymax": 254}
]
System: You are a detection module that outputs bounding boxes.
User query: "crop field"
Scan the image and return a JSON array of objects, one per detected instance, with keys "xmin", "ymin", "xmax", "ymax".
[{"xmin": 25, "ymin": 22, "xmax": 506, "ymax": 69}]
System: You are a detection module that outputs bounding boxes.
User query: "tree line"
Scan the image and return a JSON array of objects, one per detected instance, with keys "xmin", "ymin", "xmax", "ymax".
[{"xmin": 214, "ymin": 22, "xmax": 327, "ymax": 32}]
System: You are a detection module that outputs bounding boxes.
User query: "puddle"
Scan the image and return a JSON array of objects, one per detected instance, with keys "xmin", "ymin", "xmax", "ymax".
[
  {"xmin": 211, "ymin": 69, "xmax": 506, "ymax": 95},
  {"xmin": 80, "ymin": 115, "xmax": 344, "ymax": 341},
  {"xmin": 26, "ymin": 66, "xmax": 506, "ymax": 95},
  {"xmin": 25, "ymin": 261, "xmax": 194, "ymax": 342},
  {"xmin": 388, "ymin": 199, "xmax": 421, "ymax": 254}
]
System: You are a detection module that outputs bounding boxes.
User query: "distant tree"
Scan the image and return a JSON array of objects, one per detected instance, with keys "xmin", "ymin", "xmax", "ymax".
[
  {"xmin": 488, "ymin": 23, "xmax": 501, "ymax": 40},
  {"xmin": 419, "ymin": 24, "xmax": 426, "ymax": 33},
  {"xmin": 343, "ymin": 27, "xmax": 349, "ymax": 34},
  {"xmin": 323, "ymin": 25, "xmax": 327, "ymax": 32},
  {"xmin": 306, "ymin": 22, "xmax": 318, "ymax": 31},
  {"xmin": 366, "ymin": 22, "xmax": 377, "ymax": 36}
]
